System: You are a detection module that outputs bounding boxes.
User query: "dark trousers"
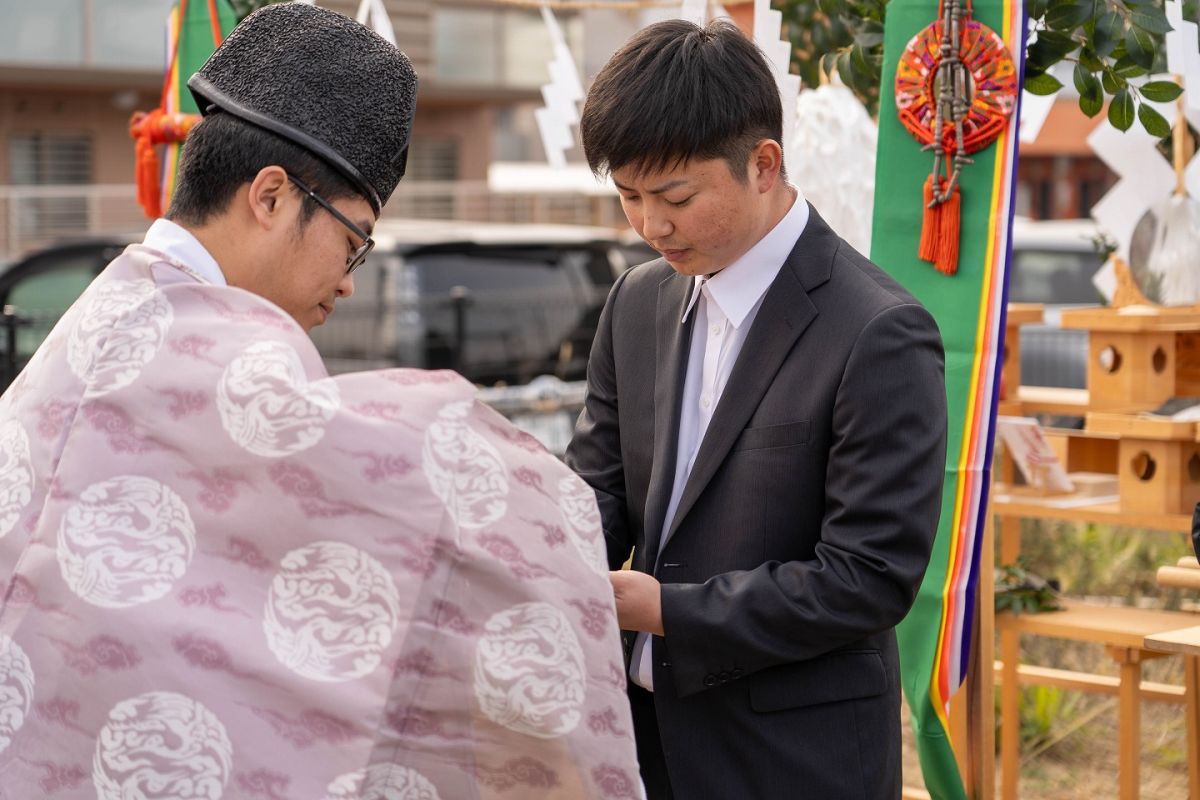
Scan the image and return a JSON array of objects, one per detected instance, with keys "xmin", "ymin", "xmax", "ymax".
[{"xmin": 629, "ymin": 683, "xmax": 674, "ymax": 800}]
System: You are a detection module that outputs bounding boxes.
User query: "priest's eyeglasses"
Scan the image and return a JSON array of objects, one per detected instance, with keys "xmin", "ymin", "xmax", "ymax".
[{"xmin": 287, "ymin": 174, "xmax": 375, "ymax": 274}]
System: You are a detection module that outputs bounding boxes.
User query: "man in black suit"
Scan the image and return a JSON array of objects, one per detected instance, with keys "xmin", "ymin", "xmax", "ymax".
[{"xmin": 564, "ymin": 19, "xmax": 948, "ymax": 799}]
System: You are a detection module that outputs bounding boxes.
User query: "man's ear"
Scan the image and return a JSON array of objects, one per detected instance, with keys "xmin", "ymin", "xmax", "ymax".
[
  {"xmin": 750, "ymin": 139, "xmax": 784, "ymax": 193},
  {"xmin": 246, "ymin": 166, "xmax": 291, "ymax": 230}
]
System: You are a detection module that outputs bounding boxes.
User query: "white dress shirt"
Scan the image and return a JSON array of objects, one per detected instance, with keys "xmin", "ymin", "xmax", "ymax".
[
  {"xmin": 631, "ymin": 187, "xmax": 809, "ymax": 691},
  {"xmin": 142, "ymin": 218, "xmax": 227, "ymax": 286}
]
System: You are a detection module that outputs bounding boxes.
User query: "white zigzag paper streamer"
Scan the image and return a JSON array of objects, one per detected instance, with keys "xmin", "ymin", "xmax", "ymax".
[
  {"xmin": 1088, "ymin": 91, "xmax": 1200, "ymax": 263},
  {"xmin": 355, "ymin": 0, "xmax": 396, "ymax": 46},
  {"xmin": 535, "ymin": 6, "xmax": 585, "ymax": 170},
  {"xmin": 751, "ymin": 0, "xmax": 804, "ymax": 173}
]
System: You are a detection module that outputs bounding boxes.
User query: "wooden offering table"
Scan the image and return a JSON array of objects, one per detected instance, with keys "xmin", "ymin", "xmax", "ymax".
[
  {"xmin": 1143, "ymin": 556, "xmax": 1200, "ymax": 799},
  {"xmin": 991, "ymin": 303, "xmax": 1200, "ymax": 798},
  {"xmin": 993, "ymin": 494, "xmax": 1200, "ymax": 800}
]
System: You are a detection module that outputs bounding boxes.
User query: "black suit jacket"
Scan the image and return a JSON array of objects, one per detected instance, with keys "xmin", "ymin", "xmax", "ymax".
[{"xmin": 565, "ymin": 206, "xmax": 948, "ymax": 799}]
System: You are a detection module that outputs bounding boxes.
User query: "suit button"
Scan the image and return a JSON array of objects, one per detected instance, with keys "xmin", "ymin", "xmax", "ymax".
[
  {"xmin": 703, "ymin": 674, "xmax": 717, "ymax": 687},
  {"xmin": 732, "ymin": 668, "xmax": 744, "ymax": 678},
  {"xmin": 718, "ymin": 671, "xmax": 730, "ymax": 683}
]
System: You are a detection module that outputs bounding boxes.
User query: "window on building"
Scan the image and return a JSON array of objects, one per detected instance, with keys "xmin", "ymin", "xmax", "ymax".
[
  {"xmin": 433, "ymin": 5, "xmax": 583, "ymax": 88},
  {"xmin": 434, "ymin": 7, "xmax": 501, "ymax": 84},
  {"xmin": 392, "ymin": 138, "xmax": 460, "ymax": 219},
  {"xmin": 8, "ymin": 133, "xmax": 94, "ymax": 246},
  {"xmin": 10, "ymin": 134, "xmax": 92, "ymax": 185},
  {"xmin": 504, "ymin": 10, "xmax": 555, "ymax": 86},
  {"xmin": 494, "ymin": 106, "xmax": 536, "ymax": 162},
  {"xmin": 1076, "ymin": 159, "xmax": 1116, "ymax": 218},
  {"xmin": 0, "ymin": 0, "xmax": 85, "ymax": 65},
  {"xmin": 92, "ymin": 0, "xmax": 168, "ymax": 68},
  {"xmin": 1, "ymin": 0, "xmax": 163, "ymax": 69},
  {"xmin": 407, "ymin": 138, "xmax": 460, "ymax": 182}
]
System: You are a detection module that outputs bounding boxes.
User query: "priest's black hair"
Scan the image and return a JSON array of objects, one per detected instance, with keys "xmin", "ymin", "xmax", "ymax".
[
  {"xmin": 580, "ymin": 18, "xmax": 785, "ymax": 184},
  {"xmin": 166, "ymin": 113, "xmax": 354, "ymax": 228}
]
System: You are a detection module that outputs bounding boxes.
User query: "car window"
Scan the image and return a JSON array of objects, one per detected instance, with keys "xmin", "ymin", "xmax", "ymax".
[
  {"xmin": 5, "ymin": 260, "xmax": 99, "ymax": 361},
  {"xmin": 408, "ymin": 247, "xmax": 595, "ymax": 382},
  {"xmin": 413, "ymin": 248, "xmax": 575, "ymax": 293},
  {"xmin": 7, "ymin": 263, "xmax": 96, "ymax": 314},
  {"xmin": 1009, "ymin": 248, "xmax": 1105, "ymax": 305}
]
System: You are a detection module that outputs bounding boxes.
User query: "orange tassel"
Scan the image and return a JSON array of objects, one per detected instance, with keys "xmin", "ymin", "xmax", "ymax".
[
  {"xmin": 919, "ymin": 175, "xmax": 940, "ymax": 263},
  {"xmin": 130, "ymin": 111, "xmax": 163, "ymax": 219},
  {"xmin": 129, "ymin": 109, "xmax": 200, "ymax": 220},
  {"xmin": 918, "ymin": 175, "xmax": 962, "ymax": 275},
  {"xmin": 934, "ymin": 183, "xmax": 960, "ymax": 275}
]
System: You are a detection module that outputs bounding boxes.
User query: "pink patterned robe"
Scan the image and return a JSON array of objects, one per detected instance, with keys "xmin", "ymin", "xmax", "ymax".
[{"xmin": 0, "ymin": 246, "xmax": 641, "ymax": 799}]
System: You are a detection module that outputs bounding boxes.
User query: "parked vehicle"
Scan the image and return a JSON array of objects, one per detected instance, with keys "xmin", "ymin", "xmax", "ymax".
[
  {"xmin": 0, "ymin": 234, "xmax": 139, "ymax": 384},
  {"xmin": 309, "ymin": 218, "xmax": 654, "ymax": 384},
  {"xmin": 1008, "ymin": 217, "xmax": 1107, "ymax": 390},
  {"xmin": 0, "ymin": 222, "xmax": 655, "ymax": 452}
]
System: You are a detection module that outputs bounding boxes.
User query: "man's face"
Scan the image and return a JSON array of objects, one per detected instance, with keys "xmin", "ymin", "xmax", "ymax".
[
  {"xmin": 612, "ymin": 156, "xmax": 764, "ymax": 277},
  {"xmin": 265, "ymin": 191, "xmax": 373, "ymax": 332}
]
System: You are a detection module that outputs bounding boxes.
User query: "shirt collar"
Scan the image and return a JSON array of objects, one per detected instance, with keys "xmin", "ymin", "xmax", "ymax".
[
  {"xmin": 681, "ymin": 185, "xmax": 809, "ymax": 327},
  {"xmin": 142, "ymin": 218, "xmax": 227, "ymax": 286}
]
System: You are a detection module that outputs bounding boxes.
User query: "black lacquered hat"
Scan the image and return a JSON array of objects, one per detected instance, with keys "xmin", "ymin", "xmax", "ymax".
[{"xmin": 188, "ymin": 2, "xmax": 418, "ymax": 213}]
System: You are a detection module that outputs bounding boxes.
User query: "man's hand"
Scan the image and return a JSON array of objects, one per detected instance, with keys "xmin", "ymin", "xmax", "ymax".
[{"xmin": 609, "ymin": 569, "xmax": 664, "ymax": 635}]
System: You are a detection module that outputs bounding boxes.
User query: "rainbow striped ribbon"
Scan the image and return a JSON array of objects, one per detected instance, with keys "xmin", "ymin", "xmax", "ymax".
[
  {"xmin": 871, "ymin": 0, "xmax": 1026, "ymax": 796},
  {"xmin": 159, "ymin": 0, "xmax": 238, "ymax": 212}
]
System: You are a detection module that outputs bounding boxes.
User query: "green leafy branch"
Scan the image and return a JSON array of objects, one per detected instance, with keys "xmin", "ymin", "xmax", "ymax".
[
  {"xmin": 1023, "ymin": 0, "xmax": 1186, "ymax": 136},
  {"xmin": 778, "ymin": 0, "xmax": 887, "ymax": 113}
]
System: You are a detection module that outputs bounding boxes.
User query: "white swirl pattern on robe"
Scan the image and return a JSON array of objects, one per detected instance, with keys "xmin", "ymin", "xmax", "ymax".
[
  {"xmin": 422, "ymin": 400, "xmax": 508, "ymax": 530},
  {"xmin": 474, "ymin": 602, "xmax": 587, "ymax": 738},
  {"xmin": 67, "ymin": 278, "xmax": 173, "ymax": 395},
  {"xmin": 0, "ymin": 634, "xmax": 34, "ymax": 754},
  {"xmin": 216, "ymin": 340, "xmax": 340, "ymax": 457},
  {"xmin": 263, "ymin": 541, "xmax": 401, "ymax": 682},
  {"xmin": 92, "ymin": 691, "xmax": 232, "ymax": 800},
  {"xmin": 57, "ymin": 476, "xmax": 196, "ymax": 608},
  {"xmin": 557, "ymin": 475, "xmax": 609, "ymax": 576},
  {"xmin": 323, "ymin": 763, "xmax": 442, "ymax": 800},
  {"xmin": 0, "ymin": 420, "xmax": 33, "ymax": 539},
  {"xmin": 0, "ymin": 247, "xmax": 641, "ymax": 793}
]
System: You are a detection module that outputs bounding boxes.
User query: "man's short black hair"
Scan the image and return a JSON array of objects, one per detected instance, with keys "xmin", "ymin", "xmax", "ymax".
[
  {"xmin": 581, "ymin": 18, "xmax": 785, "ymax": 183},
  {"xmin": 167, "ymin": 112, "xmax": 360, "ymax": 227}
]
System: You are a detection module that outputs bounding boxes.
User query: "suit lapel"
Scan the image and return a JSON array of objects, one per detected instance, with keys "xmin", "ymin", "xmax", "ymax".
[
  {"xmin": 663, "ymin": 209, "xmax": 837, "ymax": 545},
  {"xmin": 640, "ymin": 271, "xmax": 696, "ymax": 571}
]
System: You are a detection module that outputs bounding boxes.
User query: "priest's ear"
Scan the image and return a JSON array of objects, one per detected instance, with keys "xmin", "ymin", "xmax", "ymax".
[{"xmin": 245, "ymin": 166, "xmax": 293, "ymax": 230}]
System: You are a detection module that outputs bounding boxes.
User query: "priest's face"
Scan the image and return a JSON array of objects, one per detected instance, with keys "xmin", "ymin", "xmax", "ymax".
[
  {"xmin": 611, "ymin": 143, "xmax": 783, "ymax": 277},
  {"xmin": 271, "ymin": 188, "xmax": 373, "ymax": 332}
]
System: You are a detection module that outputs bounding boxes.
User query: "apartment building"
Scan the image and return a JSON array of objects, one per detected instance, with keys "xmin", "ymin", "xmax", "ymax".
[{"xmin": 0, "ymin": 0, "xmax": 637, "ymax": 258}]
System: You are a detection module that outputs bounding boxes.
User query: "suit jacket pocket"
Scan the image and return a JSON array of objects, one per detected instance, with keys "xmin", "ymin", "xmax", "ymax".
[
  {"xmin": 731, "ymin": 419, "xmax": 810, "ymax": 452},
  {"xmin": 749, "ymin": 650, "xmax": 886, "ymax": 712}
]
